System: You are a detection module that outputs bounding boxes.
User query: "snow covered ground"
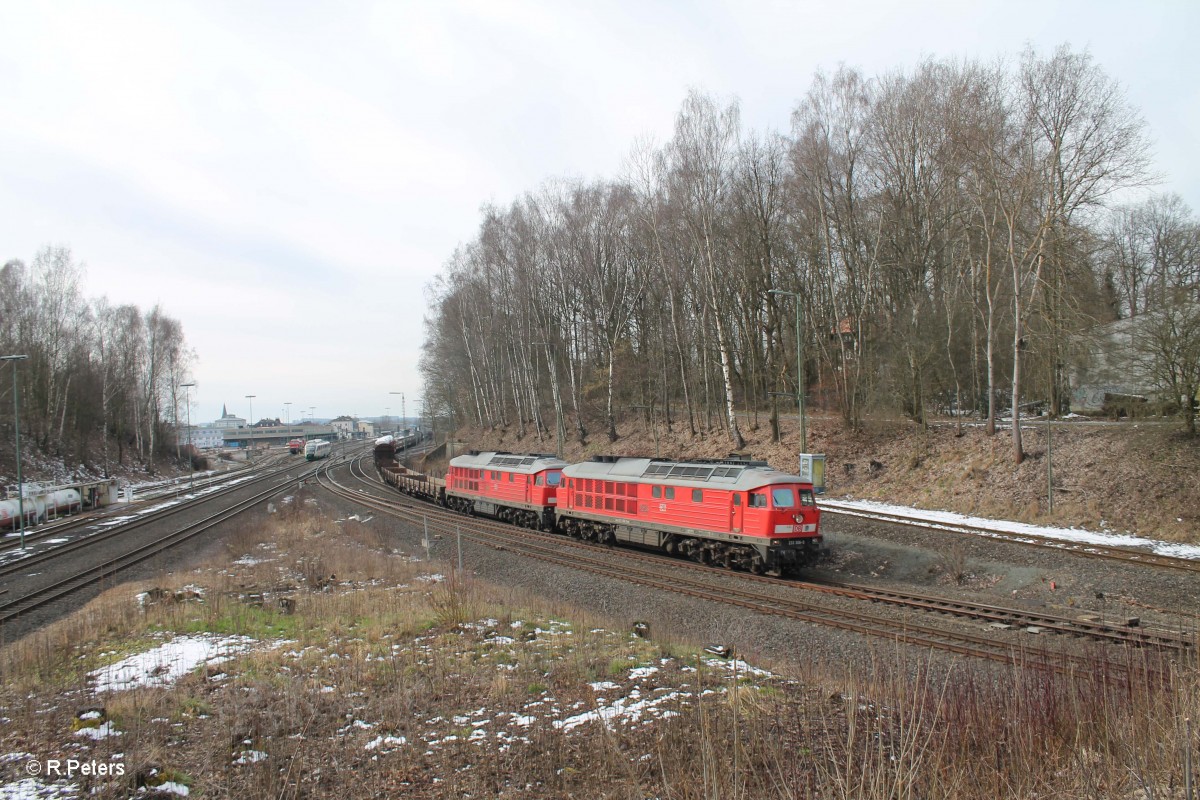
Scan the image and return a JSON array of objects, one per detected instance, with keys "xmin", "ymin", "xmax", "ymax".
[{"xmin": 821, "ymin": 498, "xmax": 1200, "ymax": 561}]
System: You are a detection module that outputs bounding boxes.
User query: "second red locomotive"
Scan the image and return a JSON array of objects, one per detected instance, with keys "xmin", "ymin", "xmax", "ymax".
[{"xmin": 444, "ymin": 451, "xmax": 568, "ymax": 530}]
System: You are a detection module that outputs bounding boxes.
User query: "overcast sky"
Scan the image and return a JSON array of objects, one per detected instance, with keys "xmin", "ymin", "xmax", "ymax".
[{"xmin": 1, "ymin": 1, "xmax": 1196, "ymax": 426}]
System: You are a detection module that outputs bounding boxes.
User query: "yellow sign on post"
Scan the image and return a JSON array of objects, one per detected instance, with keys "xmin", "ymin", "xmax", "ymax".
[{"xmin": 798, "ymin": 453, "xmax": 826, "ymax": 494}]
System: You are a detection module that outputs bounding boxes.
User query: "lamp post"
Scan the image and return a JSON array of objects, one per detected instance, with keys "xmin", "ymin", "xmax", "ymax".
[
  {"xmin": 390, "ymin": 392, "xmax": 404, "ymax": 452},
  {"xmin": 2, "ymin": 355, "xmax": 29, "ymax": 549},
  {"xmin": 768, "ymin": 289, "xmax": 807, "ymax": 453},
  {"xmin": 245, "ymin": 395, "xmax": 256, "ymax": 459},
  {"xmin": 284, "ymin": 402, "xmax": 292, "ymax": 437},
  {"xmin": 180, "ymin": 382, "xmax": 195, "ymax": 489}
]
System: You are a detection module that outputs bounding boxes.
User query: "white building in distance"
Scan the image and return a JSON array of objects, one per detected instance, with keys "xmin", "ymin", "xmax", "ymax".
[{"xmin": 212, "ymin": 404, "xmax": 246, "ymax": 430}]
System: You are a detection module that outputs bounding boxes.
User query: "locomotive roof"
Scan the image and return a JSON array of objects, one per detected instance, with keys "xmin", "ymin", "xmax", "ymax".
[
  {"xmin": 562, "ymin": 455, "xmax": 805, "ymax": 491},
  {"xmin": 449, "ymin": 451, "xmax": 569, "ymax": 474}
]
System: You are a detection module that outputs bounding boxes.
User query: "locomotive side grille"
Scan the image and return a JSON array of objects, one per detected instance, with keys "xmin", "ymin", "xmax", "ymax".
[{"xmin": 640, "ymin": 461, "xmax": 747, "ymax": 482}]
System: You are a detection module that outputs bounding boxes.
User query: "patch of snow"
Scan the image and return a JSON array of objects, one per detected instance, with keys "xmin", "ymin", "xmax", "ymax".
[
  {"xmin": 0, "ymin": 753, "xmax": 36, "ymax": 765},
  {"xmin": 233, "ymin": 751, "xmax": 267, "ymax": 764},
  {"xmin": 0, "ymin": 778, "xmax": 79, "ymax": 799},
  {"xmin": 364, "ymin": 735, "xmax": 407, "ymax": 751},
  {"xmin": 554, "ymin": 691, "xmax": 687, "ymax": 732},
  {"xmin": 820, "ymin": 498, "xmax": 1200, "ymax": 561},
  {"xmin": 703, "ymin": 658, "xmax": 773, "ymax": 678},
  {"xmin": 156, "ymin": 782, "xmax": 189, "ymax": 796},
  {"xmin": 89, "ymin": 635, "xmax": 257, "ymax": 693},
  {"xmin": 628, "ymin": 666, "xmax": 659, "ymax": 679},
  {"xmin": 75, "ymin": 721, "xmax": 121, "ymax": 739}
]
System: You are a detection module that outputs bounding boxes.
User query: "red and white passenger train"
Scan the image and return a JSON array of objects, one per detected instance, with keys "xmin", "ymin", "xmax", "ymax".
[{"xmin": 376, "ymin": 439, "xmax": 822, "ymax": 576}]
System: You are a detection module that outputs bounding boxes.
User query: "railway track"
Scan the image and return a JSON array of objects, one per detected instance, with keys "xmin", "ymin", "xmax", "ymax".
[
  {"xmin": 0, "ymin": 455, "xmax": 290, "ymax": 557},
  {"xmin": 0, "ymin": 458, "xmax": 322, "ymax": 632},
  {"xmin": 0, "ymin": 461, "xmax": 302, "ymax": 581},
  {"xmin": 820, "ymin": 501, "xmax": 1200, "ymax": 574},
  {"xmin": 314, "ymin": 454, "xmax": 1186, "ymax": 681}
]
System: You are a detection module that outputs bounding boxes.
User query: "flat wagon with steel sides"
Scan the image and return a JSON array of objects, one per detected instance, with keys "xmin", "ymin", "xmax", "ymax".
[{"xmin": 374, "ymin": 435, "xmax": 444, "ymax": 504}]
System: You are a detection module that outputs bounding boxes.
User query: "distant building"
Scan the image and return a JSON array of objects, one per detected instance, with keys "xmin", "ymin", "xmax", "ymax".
[
  {"xmin": 181, "ymin": 425, "xmax": 224, "ymax": 450},
  {"xmin": 330, "ymin": 415, "xmax": 355, "ymax": 440},
  {"xmin": 212, "ymin": 404, "xmax": 246, "ymax": 430},
  {"xmin": 354, "ymin": 419, "xmax": 376, "ymax": 438}
]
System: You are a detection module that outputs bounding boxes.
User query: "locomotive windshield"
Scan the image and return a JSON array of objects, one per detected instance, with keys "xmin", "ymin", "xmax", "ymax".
[
  {"xmin": 771, "ymin": 488, "xmax": 796, "ymax": 508},
  {"xmin": 535, "ymin": 471, "xmax": 563, "ymax": 487}
]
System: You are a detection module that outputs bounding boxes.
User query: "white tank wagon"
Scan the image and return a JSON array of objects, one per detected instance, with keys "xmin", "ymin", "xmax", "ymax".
[
  {"xmin": 305, "ymin": 439, "xmax": 333, "ymax": 461},
  {"xmin": 0, "ymin": 487, "xmax": 81, "ymax": 529},
  {"xmin": 0, "ymin": 498, "xmax": 38, "ymax": 530}
]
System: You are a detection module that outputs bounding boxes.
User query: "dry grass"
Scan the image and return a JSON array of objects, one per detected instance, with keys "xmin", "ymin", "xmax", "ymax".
[{"xmin": 0, "ymin": 502, "xmax": 1197, "ymax": 798}]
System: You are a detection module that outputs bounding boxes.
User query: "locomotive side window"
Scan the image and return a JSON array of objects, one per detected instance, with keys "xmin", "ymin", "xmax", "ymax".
[
  {"xmin": 692, "ymin": 489, "xmax": 702, "ymax": 502},
  {"xmin": 665, "ymin": 487, "xmax": 675, "ymax": 500},
  {"xmin": 800, "ymin": 489, "xmax": 815, "ymax": 506},
  {"xmin": 733, "ymin": 494, "xmax": 741, "ymax": 506},
  {"xmin": 652, "ymin": 486, "xmax": 661, "ymax": 499},
  {"xmin": 749, "ymin": 492, "xmax": 767, "ymax": 508},
  {"xmin": 508, "ymin": 473, "xmax": 514, "ymax": 482},
  {"xmin": 771, "ymin": 488, "xmax": 796, "ymax": 508},
  {"xmin": 535, "ymin": 475, "xmax": 544, "ymax": 486}
]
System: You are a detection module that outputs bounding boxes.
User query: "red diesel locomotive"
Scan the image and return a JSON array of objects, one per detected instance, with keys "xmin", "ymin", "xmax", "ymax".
[
  {"xmin": 557, "ymin": 456, "xmax": 821, "ymax": 576},
  {"xmin": 374, "ymin": 446, "xmax": 823, "ymax": 576},
  {"xmin": 444, "ymin": 451, "xmax": 568, "ymax": 530}
]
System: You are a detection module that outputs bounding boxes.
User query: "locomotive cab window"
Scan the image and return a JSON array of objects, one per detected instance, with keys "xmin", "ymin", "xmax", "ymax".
[
  {"xmin": 771, "ymin": 488, "xmax": 796, "ymax": 508},
  {"xmin": 733, "ymin": 494, "xmax": 741, "ymax": 506},
  {"xmin": 800, "ymin": 489, "xmax": 816, "ymax": 506},
  {"xmin": 749, "ymin": 492, "xmax": 767, "ymax": 508},
  {"xmin": 535, "ymin": 475, "xmax": 544, "ymax": 486},
  {"xmin": 547, "ymin": 471, "xmax": 562, "ymax": 487}
]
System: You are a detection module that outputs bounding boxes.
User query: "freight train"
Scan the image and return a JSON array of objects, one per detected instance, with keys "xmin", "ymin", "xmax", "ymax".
[{"xmin": 374, "ymin": 441, "xmax": 822, "ymax": 577}]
